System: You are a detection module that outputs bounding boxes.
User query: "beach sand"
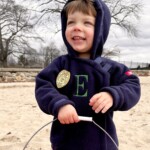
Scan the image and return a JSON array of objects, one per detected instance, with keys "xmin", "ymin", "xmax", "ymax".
[{"xmin": 0, "ymin": 77, "xmax": 150, "ymax": 150}]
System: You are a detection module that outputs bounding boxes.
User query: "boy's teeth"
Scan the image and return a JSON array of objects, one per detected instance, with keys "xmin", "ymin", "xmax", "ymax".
[{"xmin": 73, "ymin": 36, "xmax": 82, "ymax": 40}]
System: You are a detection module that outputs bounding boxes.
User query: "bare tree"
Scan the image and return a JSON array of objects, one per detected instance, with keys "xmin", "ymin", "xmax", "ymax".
[
  {"xmin": 0, "ymin": 0, "xmax": 42, "ymax": 67},
  {"xmin": 59, "ymin": 43, "xmax": 67, "ymax": 55},
  {"xmin": 18, "ymin": 54, "xmax": 28, "ymax": 67},
  {"xmin": 30, "ymin": 0, "xmax": 142, "ymax": 36},
  {"xmin": 104, "ymin": 0, "xmax": 142, "ymax": 36},
  {"xmin": 18, "ymin": 48, "xmax": 38, "ymax": 67},
  {"xmin": 39, "ymin": 41, "xmax": 60, "ymax": 67},
  {"xmin": 102, "ymin": 46, "xmax": 120, "ymax": 59},
  {"xmin": 7, "ymin": 55, "xmax": 17, "ymax": 67}
]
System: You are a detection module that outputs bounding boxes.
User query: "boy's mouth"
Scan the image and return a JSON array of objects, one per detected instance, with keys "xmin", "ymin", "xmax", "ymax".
[{"xmin": 72, "ymin": 36, "xmax": 85, "ymax": 40}]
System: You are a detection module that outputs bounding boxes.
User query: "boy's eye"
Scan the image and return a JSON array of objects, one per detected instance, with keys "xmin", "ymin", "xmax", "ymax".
[
  {"xmin": 85, "ymin": 21, "xmax": 94, "ymax": 26},
  {"xmin": 67, "ymin": 21, "xmax": 74, "ymax": 25}
]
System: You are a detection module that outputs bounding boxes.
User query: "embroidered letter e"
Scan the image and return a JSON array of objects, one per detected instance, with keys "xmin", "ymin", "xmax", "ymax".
[{"xmin": 74, "ymin": 75, "xmax": 88, "ymax": 97}]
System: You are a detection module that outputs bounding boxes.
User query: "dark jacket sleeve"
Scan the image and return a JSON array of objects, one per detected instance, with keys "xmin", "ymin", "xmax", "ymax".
[
  {"xmin": 35, "ymin": 57, "xmax": 75, "ymax": 117},
  {"xmin": 100, "ymin": 62, "xmax": 141, "ymax": 111}
]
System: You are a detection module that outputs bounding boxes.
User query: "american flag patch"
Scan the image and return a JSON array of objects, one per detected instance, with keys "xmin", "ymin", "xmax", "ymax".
[{"xmin": 125, "ymin": 70, "xmax": 133, "ymax": 76}]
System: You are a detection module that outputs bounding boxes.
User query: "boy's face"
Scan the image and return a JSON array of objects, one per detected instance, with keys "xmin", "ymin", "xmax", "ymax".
[{"xmin": 65, "ymin": 11, "xmax": 95, "ymax": 58}]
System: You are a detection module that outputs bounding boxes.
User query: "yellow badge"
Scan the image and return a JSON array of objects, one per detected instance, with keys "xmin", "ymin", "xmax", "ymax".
[{"xmin": 56, "ymin": 70, "xmax": 71, "ymax": 88}]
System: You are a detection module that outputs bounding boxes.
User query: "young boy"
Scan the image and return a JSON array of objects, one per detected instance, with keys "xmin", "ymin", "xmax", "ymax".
[{"xmin": 35, "ymin": 0, "xmax": 141, "ymax": 149}]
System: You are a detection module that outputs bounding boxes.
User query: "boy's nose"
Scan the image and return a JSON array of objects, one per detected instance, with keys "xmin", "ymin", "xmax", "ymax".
[{"xmin": 73, "ymin": 23, "xmax": 82, "ymax": 31}]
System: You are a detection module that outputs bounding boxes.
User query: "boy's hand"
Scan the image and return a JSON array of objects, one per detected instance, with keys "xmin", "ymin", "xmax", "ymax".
[
  {"xmin": 58, "ymin": 104, "xmax": 79, "ymax": 124},
  {"xmin": 89, "ymin": 92, "xmax": 113, "ymax": 113}
]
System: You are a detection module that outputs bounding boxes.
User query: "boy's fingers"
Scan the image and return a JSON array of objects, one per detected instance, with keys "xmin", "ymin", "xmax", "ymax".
[
  {"xmin": 71, "ymin": 113, "xmax": 78, "ymax": 122},
  {"xmin": 92, "ymin": 97, "xmax": 104, "ymax": 110},
  {"xmin": 64, "ymin": 113, "xmax": 79, "ymax": 124},
  {"xmin": 94, "ymin": 100, "xmax": 106, "ymax": 113},
  {"xmin": 60, "ymin": 116, "xmax": 74, "ymax": 124},
  {"xmin": 69, "ymin": 116, "xmax": 75, "ymax": 123},
  {"xmin": 101, "ymin": 102, "xmax": 113, "ymax": 113},
  {"xmin": 73, "ymin": 115, "xmax": 80, "ymax": 123},
  {"xmin": 60, "ymin": 118, "xmax": 68, "ymax": 124},
  {"xmin": 101, "ymin": 106, "xmax": 108, "ymax": 113},
  {"xmin": 60, "ymin": 120, "xmax": 65, "ymax": 124},
  {"xmin": 89, "ymin": 93, "xmax": 102, "ymax": 105}
]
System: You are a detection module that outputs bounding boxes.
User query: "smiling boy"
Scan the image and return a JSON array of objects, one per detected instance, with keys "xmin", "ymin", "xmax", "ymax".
[{"xmin": 35, "ymin": 0, "xmax": 141, "ymax": 149}]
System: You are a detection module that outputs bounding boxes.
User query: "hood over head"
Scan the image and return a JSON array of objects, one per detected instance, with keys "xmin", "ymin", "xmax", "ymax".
[{"xmin": 61, "ymin": 0, "xmax": 111, "ymax": 60}]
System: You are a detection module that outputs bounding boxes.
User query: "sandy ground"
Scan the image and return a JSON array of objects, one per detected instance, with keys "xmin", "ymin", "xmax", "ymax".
[{"xmin": 0, "ymin": 77, "xmax": 150, "ymax": 150}]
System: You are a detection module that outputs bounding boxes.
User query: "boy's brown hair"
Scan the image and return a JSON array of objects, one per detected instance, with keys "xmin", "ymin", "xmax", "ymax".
[{"xmin": 64, "ymin": 0, "xmax": 97, "ymax": 17}]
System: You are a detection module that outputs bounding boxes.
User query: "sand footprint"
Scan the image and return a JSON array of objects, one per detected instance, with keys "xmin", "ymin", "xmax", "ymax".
[{"xmin": 0, "ymin": 133, "xmax": 21, "ymax": 143}]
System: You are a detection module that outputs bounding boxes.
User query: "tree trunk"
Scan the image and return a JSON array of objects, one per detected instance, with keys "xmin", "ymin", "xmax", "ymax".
[{"xmin": 1, "ymin": 58, "xmax": 8, "ymax": 68}]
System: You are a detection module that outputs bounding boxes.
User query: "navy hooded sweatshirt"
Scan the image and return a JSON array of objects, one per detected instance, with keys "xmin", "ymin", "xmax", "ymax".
[{"xmin": 35, "ymin": 0, "xmax": 141, "ymax": 149}]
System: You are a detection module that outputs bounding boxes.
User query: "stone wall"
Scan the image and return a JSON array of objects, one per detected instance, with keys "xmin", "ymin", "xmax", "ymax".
[
  {"xmin": 0, "ymin": 68, "xmax": 41, "ymax": 83},
  {"xmin": 0, "ymin": 68, "xmax": 149, "ymax": 83},
  {"xmin": 132, "ymin": 70, "xmax": 150, "ymax": 76}
]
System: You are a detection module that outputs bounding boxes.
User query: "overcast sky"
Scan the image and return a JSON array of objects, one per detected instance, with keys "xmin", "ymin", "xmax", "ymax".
[
  {"xmin": 16, "ymin": 0, "xmax": 150, "ymax": 63},
  {"xmin": 105, "ymin": 0, "xmax": 150, "ymax": 63}
]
